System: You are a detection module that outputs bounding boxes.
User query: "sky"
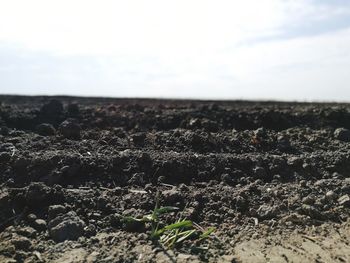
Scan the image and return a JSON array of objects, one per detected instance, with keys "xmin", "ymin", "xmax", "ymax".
[{"xmin": 0, "ymin": 0, "xmax": 350, "ymax": 101}]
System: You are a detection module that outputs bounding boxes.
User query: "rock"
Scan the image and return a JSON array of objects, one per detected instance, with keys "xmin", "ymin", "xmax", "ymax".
[
  {"xmin": 256, "ymin": 204, "xmax": 278, "ymax": 219},
  {"xmin": 33, "ymin": 219, "xmax": 47, "ymax": 231},
  {"xmin": 40, "ymin": 100, "xmax": 64, "ymax": 116},
  {"xmin": 25, "ymin": 182, "xmax": 50, "ymax": 206},
  {"xmin": 48, "ymin": 211, "xmax": 86, "ymax": 242},
  {"xmin": 48, "ymin": 205, "xmax": 67, "ymax": 220},
  {"xmin": 338, "ymin": 195, "xmax": 350, "ymax": 207},
  {"xmin": 36, "ymin": 123, "xmax": 56, "ymax": 136},
  {"xmin": 334, "ymin": 128, "xmax": 350, "ymax": 142},
  {"xmin": 59, "ymin": 119, "xmax": 81, "ymax": 139}
]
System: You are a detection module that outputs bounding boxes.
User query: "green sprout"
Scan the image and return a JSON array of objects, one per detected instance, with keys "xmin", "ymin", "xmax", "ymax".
[{"xmin": 122, "ymin": 194, "xmax": 216, "ymax": 249}]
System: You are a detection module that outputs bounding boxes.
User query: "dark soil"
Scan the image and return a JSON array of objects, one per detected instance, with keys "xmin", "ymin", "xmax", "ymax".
[{"xmin": 0, "ymin": 95, "xmax": 350, "ymax": 262}]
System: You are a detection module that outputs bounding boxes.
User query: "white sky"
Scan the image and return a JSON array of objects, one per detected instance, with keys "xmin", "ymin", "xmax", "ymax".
[{"xmin": 0, "ymin": 0, "xmax": 350, "ymax": 101}]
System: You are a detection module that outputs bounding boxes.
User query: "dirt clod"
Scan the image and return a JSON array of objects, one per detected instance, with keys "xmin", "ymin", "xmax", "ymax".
[
  {"xmin": 59, "ymin": 119, "xmax": 81, "ymax": 139},
  {"xmin": 48, "ymin": 211, "xmax": 85, "ymax": 242}
]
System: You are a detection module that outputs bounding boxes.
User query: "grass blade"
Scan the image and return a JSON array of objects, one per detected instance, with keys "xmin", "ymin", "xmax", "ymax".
[
  {"xmin": 163, "ymin": 220, "xmax": 193, "ymax": 231},
  {"xmin": 176, "ymin": 229, "xmax": 196, "ymax": 243},
  {"xmin": 199, "ymin": 227, "xmax": 215, "ymax": 240}
]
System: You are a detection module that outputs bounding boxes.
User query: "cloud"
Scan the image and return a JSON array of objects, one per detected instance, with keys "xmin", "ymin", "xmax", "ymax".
[{"xmin": 0, "ymin": 0, "xmax": 350, "ymax": 101}]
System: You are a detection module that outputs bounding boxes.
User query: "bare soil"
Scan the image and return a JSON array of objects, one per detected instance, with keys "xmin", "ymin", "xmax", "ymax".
[{"xmin": 0, "ymin": 95, "xmax": 350, "ymax": 262}]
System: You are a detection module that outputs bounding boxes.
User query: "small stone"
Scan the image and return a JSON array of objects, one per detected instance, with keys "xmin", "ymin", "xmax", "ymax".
[
  {"xmin": 59, "ymin": 119, "xmax": 81, "ymax": 139},
  {"xmin": 33, "ymin": 219, "xmax": 47, "ymax": 231},
  {"xmin": 338, "ymin": 195, "xmax": 350, "ymax": 207},
  {"xmin": 334, "ymin": 128, "xmax": 350, "ymax": 142},
  {"xmin": 36, "ymin": 123, "xmax": 56, "ymax": 136}
]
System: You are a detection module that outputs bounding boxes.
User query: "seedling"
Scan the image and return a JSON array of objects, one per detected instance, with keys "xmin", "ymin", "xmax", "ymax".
[{"xmin": 122, "ymin": 194, "xmax": 216, "ymax": 249}]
